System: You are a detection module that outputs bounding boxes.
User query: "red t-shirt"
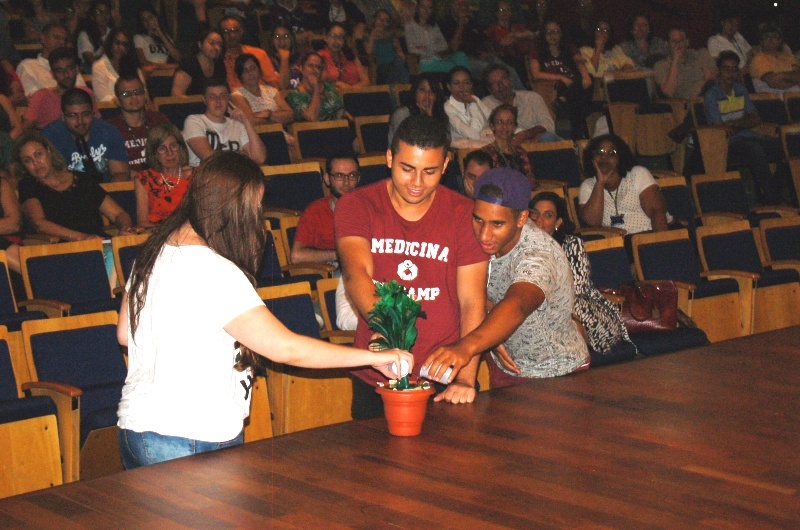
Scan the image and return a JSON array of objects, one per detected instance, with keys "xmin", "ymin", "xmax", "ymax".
[
  {"xmin": 335, "ymin": 181, "xmax": 488, "ymax": 385},
  {"xmin": 108, "ymin": 111, "xmax": 170, "ymax": 172},
  {"xmin": 136, "ymin": 167, "xmax": 192, "ymax": 223},
  {"xmin": 295, "ymin": 196, "xmax": 335, "ymax": 250},
  {"xmin": 318, "ymin": 48, "xmax": 362, "ymax": 86}
]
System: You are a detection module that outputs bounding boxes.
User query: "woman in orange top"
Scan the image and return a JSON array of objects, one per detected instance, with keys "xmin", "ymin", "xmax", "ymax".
[
  {"xmin": 318, "ymin": 22, "xmax": 369, "ymax": 90},
  {"xmin": 135, "ymin": 123, "xmax": 192, "ymax": 227}
]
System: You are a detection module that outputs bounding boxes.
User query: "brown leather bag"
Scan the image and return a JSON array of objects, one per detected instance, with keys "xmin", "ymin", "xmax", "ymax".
[{"xmin": 617, "ymin": 281, "xmax": 678, "ymax": 334}]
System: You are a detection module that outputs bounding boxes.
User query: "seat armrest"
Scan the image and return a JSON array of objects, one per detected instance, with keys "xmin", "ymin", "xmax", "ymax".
[
  {"xmin": 22, "ymin": 234, "xmax": 60, "ymax": 245},
  {"xmin": 285, "ymin": 263, "xmax": 336, "ymax": 277},
  {"xmin": 751, "ymin": 205, "xmax": 799, "ymax": 217},
  {"xmin": 768, "ymin": 260, "xmax": 800, "ymax": 274},
  {"xmin": 698, "ymin": 213, "xmax": 745, "ymax": 226},
  {"xmin": 575, "ymin": 227, "xmax": 627, "ymax": 238},
  {"xmin": 22, "ymin": 381, "xmax": 82, "ymax": 397},
  {"xmin": 18, "ymin": 298, "xmax": 71, "ymax": 317},
  {"xmin": 640, "ymin": 279, "xmax": 696, "ymax": 292},
  {"xmin": 321, "ymin": 330, "xmax": 356, "ymax": 345}
]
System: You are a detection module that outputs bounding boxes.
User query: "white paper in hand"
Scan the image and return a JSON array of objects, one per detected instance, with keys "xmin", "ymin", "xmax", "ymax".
[{"xmin": 390, "ymin": 359, "xmax": 410, "ymax": 378}]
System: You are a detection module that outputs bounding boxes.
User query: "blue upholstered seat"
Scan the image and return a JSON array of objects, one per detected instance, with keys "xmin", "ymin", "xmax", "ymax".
[
  {"xmin": 343, "ymin": 90, "xmax": 394, "ymax": 117},
  {"xmin": 264, "ymin": 168, "xmax": 325, "ymax": 212},
  {"xmin": 258, "ymin": 129, "xmax": 292, "ymax": 166},
  {"xmin": 526, "ymin": 147, "xmax": 583, "ymax": 188},
  {"xmin": 257, "ymin": 232, "xmax": 323, "ymax": 289},
  {"xmin": 264, "ymin": 294, "xmax": 320, "ymax": 339},
  {"xmin": 0, "ymin": 260, "xmax": 46, "ymax": 332}
]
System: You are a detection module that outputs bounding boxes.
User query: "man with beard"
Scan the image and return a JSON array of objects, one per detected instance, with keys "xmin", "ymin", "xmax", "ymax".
[
  {"xmin": 108, "ymin": 76, "xmax": 169, "ymax": 172},
  {"xmin": 291, "ymin": 151, "xmax": 360, "ymax": 267}
]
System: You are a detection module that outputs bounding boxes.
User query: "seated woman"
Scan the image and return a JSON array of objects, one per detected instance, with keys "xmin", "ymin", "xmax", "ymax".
[
  {"xmin": 231, "ymin": 53, "xmax": 294, "ymax": 127},
  {"xmin": 481, "ymin": 104, "xmax": 535, "ymax": 189},
  {"xmin": 77, "ymin": 0, "xmax": 113, "ymax": 71},
  {"xmin": 134, "ymin": 7, "xmax": 181, "ymax": 75},
  {"xmin": 362, "ymin": 9, "xmax": 409, "ymax": 85},
  {"xmin": 13, "ymin": 131, "xmax": 134, "ymax": 241},
  {"xmin": 171, "ymin": 29, "xmax": 226, "ymax": 97},
  {"xmin": 580, "ymin": 18, "xmax": 634, "ymax": 78},
  {"xmin": 578, "ymin": 134, "xmax": 670, "ymax": 234},
  {"xmin": 530, "ymin": 191, "xmax": 637, "ymax": 357},
  {"xmin": 618, "ymin": 13, "xmax": 669, "ymax": 69},
  {"xmin": 92, "ymin": 28, "xmax": 145, "ymax": 102},
  {"xmin": 485, "ymin": 0, "xmax": 536, "ymax": 82},
  {"xmin": 286, "ymin": 52, "xmax": 345, "ymax": 122},
  {"xmin": 267, "ymin": 25, "xmax": 302, "ymax": 90},
  {"xmin": 404, "ymin": 0, "xmax": 469, "ymax": 74},
  {"xmin": 388, "ymin": 73, "xmax": 446, "ymax": 145},
  {"xmin": 134, "ymin": 123, "xmax": 192, "ymax": 228},
  {"xmin": 443, "ymin": 66, "xmax": 493, "ymax": 147},
  {"xmin": 529, "ymin": 20, "xmax": 592, "ymax": 140},
  {"xmin": 318, "ymin": 22, "xmax": 369, "ymax": 90}
]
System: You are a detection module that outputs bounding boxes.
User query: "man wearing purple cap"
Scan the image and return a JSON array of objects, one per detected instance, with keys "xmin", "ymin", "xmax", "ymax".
[{"xmin": 423, "ymin": 167, "xmax": 589, "ymax": 388}]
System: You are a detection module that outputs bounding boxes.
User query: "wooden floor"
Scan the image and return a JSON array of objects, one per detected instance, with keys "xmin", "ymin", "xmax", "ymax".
[{"xmin": 1, "ymin": 327, "xmax": 798, "ymax": 528}]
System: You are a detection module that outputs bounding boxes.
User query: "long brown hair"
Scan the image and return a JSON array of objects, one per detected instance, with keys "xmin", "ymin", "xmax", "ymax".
[{"xmin": 127, "ymin": 151, "xmax": 267, "ymax": 370}]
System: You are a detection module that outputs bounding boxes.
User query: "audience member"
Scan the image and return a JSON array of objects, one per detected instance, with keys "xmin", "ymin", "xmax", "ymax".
[
  {"xmin": 444, "ymin": 66, "xmax": 493, "ymax": 146},
  {"xmin": 17, "ymin": 22, "xmax": 88, "ymax": 97},
  {"xmin": 134, "ymin": 122, "xmax": 192, "ymax": 227},
  {"xmin": 320, "ymin": 0, "xmax": 366, "ymax": 33},
  {"xmin": 318, "ymin": 22, "xmax": 369, "ymax": 89},
  {"xmin": 134, "ymin": 7, "xmax": 181, "ymax": 75},
  {"xmin": 749, "ymin": 24, "xmax": 800, "ymax": 95},
  {"xmin": 286, "ymin": 52, "xmax": 345, "ymax": 122},
  {"xmin": 43, "ymin": 88, "xmax": 130, "ymax": 182},
  {"xmin": 91, "ymin": 28, "xmax": 143, "ymax": 102},
  {"xmin": 362, "ymin": 9, "xmax": 408, "ymax": 85},
  {"xmin": 14, "ymin": 131, "xmax": 134, "ymax": 240},
  {"xmin": 527, "ymin": 0, "xmax": 553, "ymax": 35},
  {"xmin": 422, "ymin": 167, "xmax": 589, "ymax": 389},
  {"xmin": 335, "ymin": 115, "xmax": 488, "ymax": 415},
  {"xmin": 388, "ymin": 73, "xmax": 446, "ymax": 145},
  {"xmin": 578, "ymin": 134, "xmax": 670, "ymax": 234},
  {"xmin": 485, "ymin": 0, "xmax": 536, "ymax": 82},
  {"xmin": 580, "ymin": 18, "xmax": 634, "ymax": 78},
  {"xmin": 482, "ymin": 64, "xmax": 559, "ymax": 144},
  {"xmin": 108, "ymin": 76, "xmax": 170, "ymax": 173},
  {"xmin": 268, "ymin": 0, "xmax": 313, "ymax": 47},
  {"xmin": 653, "ymin": 28, "xmax": 716, "ymax": 100},
  {"xmin": 707, "ymin": 11, "xmax": 751, "ymax": 68},
  {"xmin": 334, "ymin": 277, "xmax": 358, "ymax": 330},
  {"xmin": 461, "ymin": 149, "xmax": 493, "ymax": 197},
  {"xmin": 267, "ymin": 25, "xmax": 301, "ymax": 90},
  {"xmin": 704, "ymin": 51, "xmax": 788, "ymax": 205},
  {"xmin": 291, "ymin": 151, "xmax": 359, "ymax": 266},
  {"xmin": 77, "ymin": 0, "xmax": 114, "ymax": 70},
  {"xmin": 481, "ymin": 104, "xmax": 535, "ymax": 189},
  {"xmin": 476, "ymin": 0, "xmax": 525, "ymax": 31},
  {"xmin": 23, "ymin": 48, "xmax": 99, "ymax": 131},
  {"xmin": 171, "ymin": 29, "xmax": 226, "ymax": 97},
  {"xmin": 174, "ymin": 0, "xmax": 209, "ymax": 59},
  {"xmin": 220, "ymin": 16, "xmax": 279, "ymax": 92},
  {"xmin": 529, "ymin": 20, "xmax": 592, "ymax": 139},
  {"xmin": 231, "ymin": 54, "xmax": 294, "ymax": 128},
  {"xmin": 0, "ymin": 90, "xmax": 20, "ymax": 141},
  {"xmin": 183, "ymin": 78, "xmax": 266, "ymax": 166},
  {"xmin": 618, "ymin": 13, "xmax": 668, "ymax": 69},
  {"xmin": 117, "ymin": 150, "xmax": 411, "ymax": 469},
  {"xmin": 404, "ymin": 0, "xmax": 469, "ymax": 74},
  {"xmin": 0, "ymin": 175, "xmax": 21, "ymax": 272},
  {"xmin": 530, "ymin": 191, "xmax": 637, "ymax": 356}
]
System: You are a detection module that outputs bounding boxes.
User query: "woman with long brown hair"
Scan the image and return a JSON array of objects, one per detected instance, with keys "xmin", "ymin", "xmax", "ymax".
[{"xmin": 117, "ymin": 151, "xmax": 412, "ymax": 469}]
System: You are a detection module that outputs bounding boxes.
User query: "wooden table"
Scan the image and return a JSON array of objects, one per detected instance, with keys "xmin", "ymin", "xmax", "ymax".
[{"xmin": 1, "ymin": 328, "xmax": 798, "ymax": 528}]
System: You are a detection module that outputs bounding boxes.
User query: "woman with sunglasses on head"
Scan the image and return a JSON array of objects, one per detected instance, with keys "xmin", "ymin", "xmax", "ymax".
[
  {"xmin": 92, "ymin": 28, "xmax": 144, "ymax": 102},
  {"xmin": 134, "ymin": 123, "xmax": 193, "ymax": 228},
  {"xmin": 578, "ymin": 134, "xmax": 670, "ymax": 234},
  {"xmin": 529, "ymin": 191, "xmax": 637, "ymax": 358}
]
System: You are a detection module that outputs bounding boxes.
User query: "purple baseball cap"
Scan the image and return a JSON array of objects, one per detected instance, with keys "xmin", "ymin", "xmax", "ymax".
[{"xmin": 474, "ymin": 167, "xmax": 531, "ymax": 210}]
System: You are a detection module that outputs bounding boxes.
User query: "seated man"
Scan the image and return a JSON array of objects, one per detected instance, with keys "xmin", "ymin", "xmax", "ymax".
[
  {"xmin": 108, "ymin": 76, "xmax": 169, "ymax": 172},
  {"xmin": 23, "ymin": 47, "xmax": 99, "ymax": 130},
  {"xmin": 705, "ymin": 51, "xmax": 788, "ymax": 205},
  {"xmin": 291, "ymin": 151, "xmax": 359, "ymax": 267},
  {"xmin": 42, "ymin": 88, "xmax": 130, "ymax": 183},
  {"xmin": 220, "ymin": 16, "xmax": 279, "ymax": 91},
  {"xmin": 461, "ymin": 149, "xmax": 493, "ymax": 198},
  {"xmin": 654, "ymin": 28, "xmax": 717, "ymax": 100},
  {"xmin": 16, "ymin": 22, "xmax": 88, "ymax": 97},
  {"xmin": 183, "ymin": 78, "xmax": 267, "ymax": 166},
  {"xmin": 422, "ymin": 167, "xmax": 589, "ymax": 389},
  {"xmin": 481, "ymin": 64, "xmax": 560, "ymax": 145},
  {"xmin": 749, "ymin": 23, "xmax": 800, "ymax": 95}
]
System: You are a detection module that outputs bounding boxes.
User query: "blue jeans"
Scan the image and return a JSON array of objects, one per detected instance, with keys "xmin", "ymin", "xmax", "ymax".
[{"xmin": 118, "ymin": 428, "xmax": 244, "ymax": 469}]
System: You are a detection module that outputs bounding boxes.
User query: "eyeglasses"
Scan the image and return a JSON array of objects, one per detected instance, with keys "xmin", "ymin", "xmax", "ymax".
[
  {"xmin": 497, "ymin": 6, "xmax": 511, "ymax": 12},
  {"xmin": 206, "ymin": 92, "xmax": 230, "ymax": 101},
  {"xmin": 596, "ymin": 27, "xmax": 609, "ymax": 33},
  {"xmin": 114, "ymin": 40, "xmax": 130, "ymax": 47},
  {"xmin": 595, "ymin": 148, "xmax": 618, "ymax": 157},
  {"xmin": 330, "ymin": 172, "xmax": 360, "ymax": 183},
  {"xmin": 274, "ymin": 33, "xmax": 291, "ymax": 40},
  {"xmin": 156, "ymin": 143, "xmax": 182, "ymax": 155},
  {"xmin": 119, "ymin": 88, "xmax": 144, "ymax": 98},
  {"xmin": 493, "ymin": 119, "xmax": 516, "ymax": 127},
  {"xmin": 222, "ymin": 27, "xmax": 242, "ymax": 34},
  {"xmin": 545, "ymin": 29, "xmax": 561, "ymax": 35}
]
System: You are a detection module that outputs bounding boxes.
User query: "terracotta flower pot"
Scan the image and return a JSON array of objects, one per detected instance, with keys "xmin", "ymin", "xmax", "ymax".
[{"xmin": 376, "ymin": 385, "xmax": 435, "ymax": 436}]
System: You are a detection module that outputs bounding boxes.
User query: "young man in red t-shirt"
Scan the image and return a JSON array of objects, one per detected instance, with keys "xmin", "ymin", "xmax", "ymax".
[
  {"xmin": 335, "ymin": 115, "xmax": 489, "ymax": 418},
  {"xmin": 291, "ymin": 152, "xmax": 360, "ymax": 267}
]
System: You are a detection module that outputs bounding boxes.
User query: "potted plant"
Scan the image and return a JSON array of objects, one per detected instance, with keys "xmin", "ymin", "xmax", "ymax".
[{"xmin": 369, "ymin": 280, "xmax": 434, "ymax": 436}]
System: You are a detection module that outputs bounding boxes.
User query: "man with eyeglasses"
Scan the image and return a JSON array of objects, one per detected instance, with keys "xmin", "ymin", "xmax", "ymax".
[
  {"xmin": 220, "ymin": 16, "xmax": 279, "ymax": 91},
  {"xmin": 704, "ymin": 50, "xmax": 789, "ymax": 205},
  {"xmin": 108, "ymin": 76, "xmax": 170, "ymax": 172},
  {"xmin": 653, "ymin": 28, "xmax": 716, "ymax": 100},
  {"xmin": 183, "ymin": 77, "xmax": 266, "ymax": 166},
  {"xmin": 42, "ymin": 87, "xmax": 130, "ymax": 182},
  {"xmin": 291, "ymin": 151, "xmax": 360, "ymax": 266},
  {"xmin": 749, "ymin": 23, "xmax": 800, "ymax": 95},
  {"xmin": 23, "ymin": 47, "xmax": 99, "ymax": 130},
  {"xmin": 17, "ymin": 22, "xmax": 89, "ymax": 97}
]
